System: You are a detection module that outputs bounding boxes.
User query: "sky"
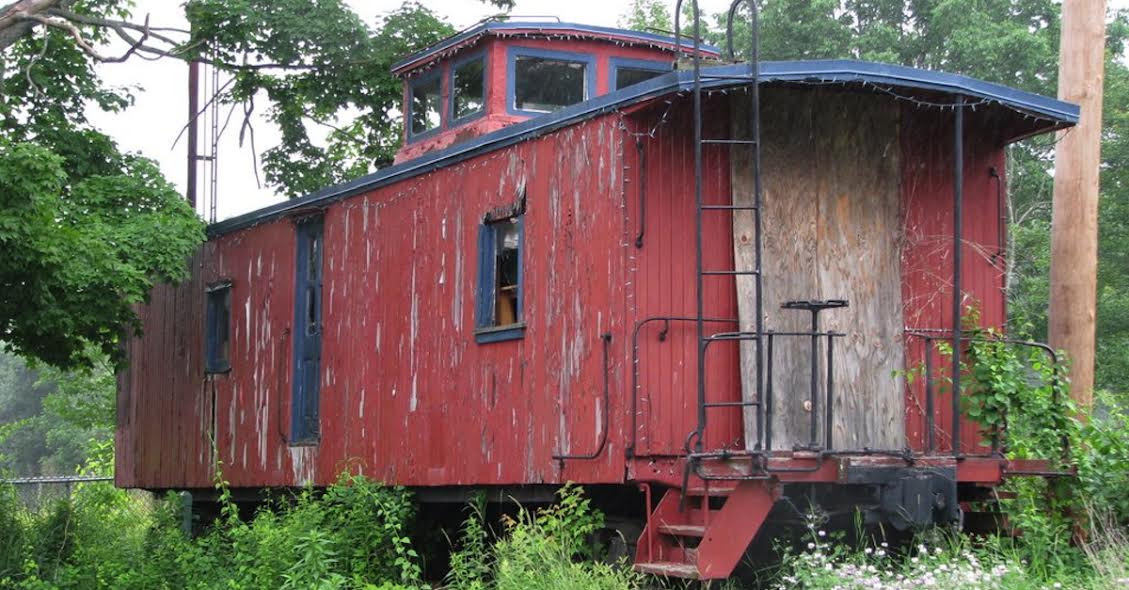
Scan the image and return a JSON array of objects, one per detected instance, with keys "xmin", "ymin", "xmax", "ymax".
[
  {"xmin": 86, "ymin": 0, "xmax": 735, "ymax": 221},
  {"xmin": 86, "ymin": 0, "xmax": 1125, "ymax": 222}
]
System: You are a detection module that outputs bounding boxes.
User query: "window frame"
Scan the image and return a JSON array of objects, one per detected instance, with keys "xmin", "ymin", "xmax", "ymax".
[
  {"xmin": 204, "ymin": 280, "xmax": 233, "ymax": 374},
  {"xmin": 406, "ymin": 68, "xmax": 445, "ymax": 142},
  {"xmin": 506, "ymin": 46, "xmax": 597, "ymax": 117},
  {"xmin": 448, "ymin": 50, "xmax": 489, "ymax": 126},
  {"xmin": 609, "ymin": 57, "xmax": 673, "ymax": 91},
  {"xmin": 474, "ymin": 212, "xmax": 526, "ymax": 344}
]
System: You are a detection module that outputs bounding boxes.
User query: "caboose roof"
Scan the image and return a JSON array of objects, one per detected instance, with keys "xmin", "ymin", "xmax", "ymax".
[
  {"xmin": 390, "ymin": 20, "xmax": 722, "ymax": 78},
  {"xmin": 210, "ymin": 59, "xmax": 1078, "ymax": 237}
]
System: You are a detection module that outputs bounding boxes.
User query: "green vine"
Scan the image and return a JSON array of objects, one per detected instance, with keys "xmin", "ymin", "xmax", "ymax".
[{"xmin": 907, "ymin": 305, "xmax": 1078, "ymax": 464}]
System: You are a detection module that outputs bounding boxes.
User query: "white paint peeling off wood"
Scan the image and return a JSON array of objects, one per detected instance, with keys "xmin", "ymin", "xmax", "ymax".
[
  {"xmin": 410, "ymin": 263, "xmax": 419, "ymax": 413},
  {"xmin": 452, "ymin": 216, "xmax": 464, "ymax": 332},
  {"xmin": 287, "ymin": 446, "xmax": 317, "ymax": 487}
]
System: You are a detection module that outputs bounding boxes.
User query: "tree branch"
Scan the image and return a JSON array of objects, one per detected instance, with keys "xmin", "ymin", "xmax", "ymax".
[
  {"xmin": 3, "ymin": 2, "xmax": 378, "ymax": 71},
  {"xmin": 20, "ymin": 12, "xmax": 150, "ymax": 63}
]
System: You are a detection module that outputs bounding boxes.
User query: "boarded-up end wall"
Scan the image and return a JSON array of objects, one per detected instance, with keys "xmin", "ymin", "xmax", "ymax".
[{"xmin": 732, "ymin": 87, "xmax": 906, "ymax": 451}]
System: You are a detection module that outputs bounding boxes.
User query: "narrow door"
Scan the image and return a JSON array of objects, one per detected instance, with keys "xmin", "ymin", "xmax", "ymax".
[{"xmin": 292, "ymin": 218, "xmax": 324, "ymax": 442}]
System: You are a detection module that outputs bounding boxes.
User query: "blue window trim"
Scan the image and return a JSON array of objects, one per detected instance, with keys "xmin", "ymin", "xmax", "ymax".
[
  {"xmin": 406, "ymin": 67, "xmax": 445, "ymax": 143},
  {"xmin": 609, "ymin": 57, "xmax": 673, "ymax": 90},
  {"xmin": 506, "ymin": 46, "xmax": 597, "ymax": 117},
  {"xmin": 475, "ymin": 214, "xmax": 525, "ymax": 344},
  {"xmin": 448, "ymin": 50, "xmax": 489, "ymax": 127},
  {"xmin": 204, "ymin": 280, "xmax": 232, "ymax": 374}
]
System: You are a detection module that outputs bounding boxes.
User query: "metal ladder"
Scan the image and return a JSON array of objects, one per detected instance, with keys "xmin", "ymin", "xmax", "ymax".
[{"xmin": 674, "ymin": 0, "xmax": 767, "ymax": 465}]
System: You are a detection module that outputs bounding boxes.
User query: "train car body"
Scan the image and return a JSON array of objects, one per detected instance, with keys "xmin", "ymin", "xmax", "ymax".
[{"xmin": 116, "ymin": 19, "xmax": 1079, "ymax": 580}]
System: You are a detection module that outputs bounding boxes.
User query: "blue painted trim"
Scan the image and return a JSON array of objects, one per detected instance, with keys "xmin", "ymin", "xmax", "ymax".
[
  {"xmin": 474, "ymin": 215, "xmax": 525, "ymax": 342},
  {"xmin": 609, "ymin": 57, "xmax": 673, "ymax": 90},
  {"xmin": 406, "ymin": 67, "xmax": 445, "ymax": 143},
  {"xmin": 291, "ymin": 218, "xmax": 324, "ymax": 444},
  {"xmin": 475, "ymin": 324, "xmax": 527, "ymax": 344},
  {"xmin": 448, "ymin": 49, "xmax": 489, "ymax": 126},
  {"xmin": 516, "ymin": 215, "xmax": 524, "ymax": 323},
  {"xmin": 392, "ymin": 21, "xmax": 721, "ymax": 75},
  {"xmin": 506, "ymin": 46, "xmax": 598, "ymax": 117},
  {"xmin": 474, "ymin": 223, "xmax": 495, "ymax": 329},
  {"xmin": 209, "ymin": 60, "xmax": 1077, "ymax": 237},
  {"xmin": 204, "ymin": 282, "xmax": 232, "ymax": 374}
]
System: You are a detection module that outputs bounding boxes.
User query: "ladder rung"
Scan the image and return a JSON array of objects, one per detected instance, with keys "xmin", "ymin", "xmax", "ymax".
[
  {"xmin": 701, "ymin": 204, "xmax": 759, "ymax": 211},
  {"xmin": 701, "ymin": 139, "xmax": 758, "ymax": 145},
  {"xmin": 702, "ymin": 269, "xmax": 759, "ymax": 276},
  {"xmin": 704, "ymin": 400, "xmax": 760, "ymax": 408}
]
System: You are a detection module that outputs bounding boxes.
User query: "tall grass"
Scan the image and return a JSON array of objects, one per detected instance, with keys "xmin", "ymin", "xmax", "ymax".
[
  {"xmin": 0, "ymin": 477, "xmax": 641, "ymax": 590},
  {"xmin": 1, "ymin": 469, "xmax": 1125, "ymax": 589}
]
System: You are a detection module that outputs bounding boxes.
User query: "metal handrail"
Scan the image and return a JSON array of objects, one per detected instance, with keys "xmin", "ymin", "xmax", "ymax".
[{"xmin": 904, "ymin": 330, "xmax": 1069, "ymax": 461}]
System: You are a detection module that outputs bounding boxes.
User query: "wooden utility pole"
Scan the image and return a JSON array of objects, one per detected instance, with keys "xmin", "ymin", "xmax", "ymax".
[
  {"xmin": 1049, "ymin": 0, "xmax": 1105, "ymax": 410},
  {"xmin": 187, "ymin": 60, "xmax": 199, "ymax": 211}
]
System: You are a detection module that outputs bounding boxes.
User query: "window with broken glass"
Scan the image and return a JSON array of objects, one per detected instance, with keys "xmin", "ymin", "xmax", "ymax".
[{"xmin": 475, "ymin": 215, "xmax": 524, "ymax": 342}]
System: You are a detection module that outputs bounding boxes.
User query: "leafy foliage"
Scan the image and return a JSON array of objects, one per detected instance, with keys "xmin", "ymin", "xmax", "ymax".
[
  {"xmin": 184, "ymin": 0, "xmax": 456, "ymax": 198},
  {"xmin": 446, "ymin": 491, "xmax": 491, "ymax": 590},
  {"xmin": 0, "ymin": 476, "xmax": 642, "ymax": 590},
  {"xmin": 0, "ymin": 141, "xmax": 204, "ymax": 368},
  {"xmin": 617, "ymin": 0, "xmax": 673, "ymax": 33},
  {"xmin": 1, "ymin": 0, "xmax": 206, "ymax": 370},
  {"xmin": 492, "ymin": 485, "xmax": 641, "ymax": 590}
]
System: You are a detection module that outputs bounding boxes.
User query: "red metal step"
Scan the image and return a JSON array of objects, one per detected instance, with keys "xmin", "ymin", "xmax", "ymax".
[
  {"xmin": 658, "ymin": 523, "xmax": 707, "ymax": 537},
  {"xmin": 635, "ymin": 480, "xmax": 779, "ymax": 580},
  {"xmin": 634, "ymin": 562, "xmax": 700, "ymax": 578},
  {"xmin": 684, "ymin": 482, "xmax": 738, "ymax": 496}
]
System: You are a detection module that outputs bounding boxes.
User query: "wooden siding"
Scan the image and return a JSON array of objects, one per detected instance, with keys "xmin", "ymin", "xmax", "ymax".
[
  {"xmin": 901, "ymin": 105, "xmax": 1009, "ymax": 454},
  {"xmin": 119, "ymin": 115, "xmax": 631, "ymax": 489},
  {"xmin": 117, "ymin": 87, "xmax": 1016, "ymax": 492},
  {"xmin": 628, "ymin": 97, "xmax": 744, "ymax": 457}
]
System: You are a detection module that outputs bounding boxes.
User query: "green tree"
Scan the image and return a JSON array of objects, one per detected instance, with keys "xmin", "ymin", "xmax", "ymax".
[
  {"xmin": 0, "ymin": 0, "xmax": 502, "ymax": 368},
  {"xmin": 618, "ymin": 0, "xmax": 673, "ymax": 32},
  {"xmin": 0, "ymin": 347, "xmax": 113, "ymax": 476},
  {"xmin": 186, "ymin": 0, "xmax": 457, "ymax": 197}
]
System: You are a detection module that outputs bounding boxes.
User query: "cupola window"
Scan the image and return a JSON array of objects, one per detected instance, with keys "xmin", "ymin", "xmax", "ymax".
[
  {"xmin": 452, "ymin": 54, "xmax": 486, "ymax": 120},
  {"xmin": 410, "ymin": 73, "xmax": 442, "ymax": 136},
  {"xmin": 509, "ymin": 48, "xmax": 594, "ymax": 114}
]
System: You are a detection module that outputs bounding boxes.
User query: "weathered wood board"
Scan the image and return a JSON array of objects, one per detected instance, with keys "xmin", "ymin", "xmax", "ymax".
[{"xmin": 731, "ymin": 88, "xmax": 905, "ymax": 451}]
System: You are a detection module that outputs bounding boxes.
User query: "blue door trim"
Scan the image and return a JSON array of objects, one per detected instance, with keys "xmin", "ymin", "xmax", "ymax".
[{"xmin": 291, "ymin": 217, "xmax": 324, "ymax": 444}]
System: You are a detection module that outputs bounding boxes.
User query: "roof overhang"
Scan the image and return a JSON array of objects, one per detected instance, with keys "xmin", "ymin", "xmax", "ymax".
[
  {"xmin": 391, "ymin": 20, "xmax": 723, "ymax": 78},
  {"xmin": 211, "ymin": 60, "xmax": 1078, "ymax": 236}
]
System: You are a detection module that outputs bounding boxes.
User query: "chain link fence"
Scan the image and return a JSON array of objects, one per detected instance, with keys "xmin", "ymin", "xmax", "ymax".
[{"xmin": 3, "ymin": 475, "xmax": 115, "ymax": 510}]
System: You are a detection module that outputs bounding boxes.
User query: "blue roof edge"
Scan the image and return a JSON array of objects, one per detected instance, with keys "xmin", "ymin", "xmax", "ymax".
[
  {"xmin": 209, "ymin": 60, "xmax": 1078, "ymax": 236},
  {"xmin": 391, "ymin": 21, "xmax": 722, "ymax": 75}
]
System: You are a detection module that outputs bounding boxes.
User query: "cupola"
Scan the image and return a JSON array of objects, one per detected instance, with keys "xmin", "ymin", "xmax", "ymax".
[{"xmin": 391, "ymin": 18, "xmax": 721, "ymax": 162}]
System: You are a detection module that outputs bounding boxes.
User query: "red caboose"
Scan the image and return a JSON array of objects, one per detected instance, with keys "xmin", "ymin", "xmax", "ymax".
[{"xmin": 116, "ymin": 15, "xmax": 1078, "ymax": 580}]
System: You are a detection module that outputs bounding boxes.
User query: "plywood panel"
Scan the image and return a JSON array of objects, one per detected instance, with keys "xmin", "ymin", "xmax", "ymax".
[{"xmin": 733, "ymin": 88, "xmax": 905, "ymax": 451}]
